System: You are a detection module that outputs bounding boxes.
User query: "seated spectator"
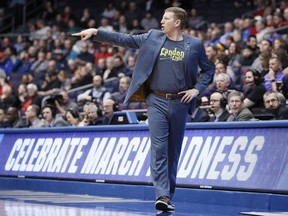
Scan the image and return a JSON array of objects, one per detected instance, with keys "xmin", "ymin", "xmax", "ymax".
[
  {"xmin": 0, "ymin": 107, "xmax": 5, "ymax": 128},
  {"xmin": 227, "ymin": 90, "xmax": 254, "ymax": 121},
  {"xmin": 70, "ymin": 65, "xmax": 93, "ymax": 89},
  {"xmin": 74, "ymin": 42, "xmax": 95, "ymax": 66},
  {"xmin": 0, "ymin": 84, "xmax": 17, "ymax": 110},
  {"xmin": 0, "ymin": 51, "xmax": 14, "ymax": 77},
  {"xmin": 188, "ymin": 97, "xmax": 210, "ymax": 122},
  {"xmin": 54, "ymin": 90, "xmax": 78, "ymax": 115},
  {"xmin": 64, "ymin": 108, "xmax": 83, "ymax": 126},
  {"xmin": 238, "ymin": 46, "xmax": 256, "ymax": 67},
  {"xmin": 30, "ymin": 51, "xmax": 48, "ymax": 75},
  {"xmin": 111, "ymin": 76, "xmax": 131, "ymax": 103},
  {"xmin": 77, "ymin": 75, "xmax": 111, "ymax": 106},
  {"xmin": 264, "ymin": 57, "xmax": 285, "ymax": 91},
  {"xmin": 243, "ymin": 69, "xmax": 266, "ymax": 110},
  {"xmin": 102, "ymin": 98, "xmax": 119, "ymax": 125},
  {"xmin": 83, "ymin": 102, "xmax": 103, "ymax": 126},
  {"xmin": 25, "ymin": 104, "xmax": 47, "ymax": 128},
  {"xmin": 209, "ymin": 92, "xmax": 231, "ymax": 122},
  {"xmin": 2, "ymin": 106, "xmax": 25, "ymax": 128},
  {"xmin": 41, "ymin": 105, "xmax": 69, "ymax": 127},
  {"xmin": 204, "ymin": 73, "xmax": 234, "ymax": 97},
  {"xmin": 95, "ymin": 43, "xmax": 113, "ymax": 63},
  {"xmin": 140, "ymin": 10, "xmax": 159, "ymax": 31},
  {"xmin": 21, "ymin": 83, "xmax": 42, "ymax": 112},
  {"xmin": 263, "ymin": 91, "xmax": 288, "ymax": 120}
]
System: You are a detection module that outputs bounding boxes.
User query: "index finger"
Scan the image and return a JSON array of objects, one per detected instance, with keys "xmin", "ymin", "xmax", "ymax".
[{"xmin": 71, "ymin": 32, "xmax": 82, "ymax": 37}]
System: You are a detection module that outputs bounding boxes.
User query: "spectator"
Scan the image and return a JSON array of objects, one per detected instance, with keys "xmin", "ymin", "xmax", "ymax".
[
  {"xmin": 246, "ymin": 35, "xmax": 259, "ymax": 58},
  {"xmin": 0, "ymin": 84, "xmax": 16, "ymax": 110},
  {"xmin": 209, "ymin": 91, "xmax": 230, "ymax": 122},
  {"xmin": 205, "ymin": 45, "xmax": 218, "ymax": 64},
  {"xmin": 102, "ymin": 2, "xmax": 118, "ymax": 20},
  {"xmin": 79, "ymin": 8, "xmax": 93, "ymax": 29},
  {"xmin": 111, "ymin": 76, "xmax": 131, "ymax": 103},
  {"xmin": 95, "ymin": 43, "xmax": 113, "ymax": 63},
  {"xmin": 77, "ymin": 75, "xmax": 111, "ymax": 105},
  {"xmin": 83, "ymin": 102, "xmax": 103, "ymax": 126},
  {"xmin": 0, "ymin": 107, "xmax": 5, "ymax": 128},
  {"xmin": 219, "ymin": 22, "xmax": 234, "ymax": 46},
  {"xmin": 70, "ymin": 65, "xmax": 93, "ymax": 89},
  {"xmin": 25, "ymin": 104, "xmax": 47, "ymax": 128},
  {"xmin": 41, "ymin": 105, "xmax": 68, "ymax": 127},
  {"xmin": 188, "ymin": 97, "xmax": 210, "ymax": 122},
  {"xmin": 55, "ymin": 90, "xmax": 78, "ymax": 115},
  {"xmin": 243, "ymin": 69, "xmax": 266, "ymax": 110},
  {"xmin": 0, "ymin": 51, "xmax": 14, "ymax": 77},
  {"xmin": 187, "ymin": 8, "xmax": 204, "ymax": 30},
  {"xmin": 264, "ymin": 57, "xmax": 285, "ymax": 91},
  {"xmin": 98, "ymin": 17, "xmax": 114, "ymax": 32},
  {"xmin": 102, "ymin": 98, "xmax": 118, "ymax": 125},
  {"xmin": 15, "ymin": 83, "xmax": 27, "ymax": 109},
  {"xmin": 227, "ymin": 90, "xmax": 254, "ymax": 121},
  {"xmin": 3, "ymin": 106, "xmax": 24, "ymax": 128},
  {"xmin": 263, "ymin": 90, "xmax": 288, "ymax": 120},
  {"xmin": 113, "ymin": 14, "xmax": 129, "ymax": 33},
  {"xmin": 64, "ymin": 108, "xmax": 83, "ymax": 126},
  {"xmin": 238, "ymin": 46, "xmax": 256, "ymax": 67},
  {"xmin": 140, "ymin": 10, "xmax": 159, "ymax": 31},
  {"xmin": 74, "ymin": 42, "xmax": 95, "ymax": 66},
  {"xmin": 251, "ymin": 39, "xmax": 273, "ymax": 72},
  {"xmin": 30, "ymin": 51, "xmax": 49, "ymax": 76},
  {"xmin": 21, "ymin": 83, "xmax": 42, "ymax": 112},
  {"xmin": 95, "ymin": 58, "xmax": 107, "ymax": 77}
]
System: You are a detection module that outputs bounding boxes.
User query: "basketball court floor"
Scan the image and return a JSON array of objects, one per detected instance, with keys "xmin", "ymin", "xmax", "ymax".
[{"xmin": 0, "ymin": 188, "xmax": 287, "ymax": 216}]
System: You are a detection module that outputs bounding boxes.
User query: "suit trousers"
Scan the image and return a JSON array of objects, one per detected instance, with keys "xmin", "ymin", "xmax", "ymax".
[{"xmin": 146, "ymin": 93, "xmax": 189, "ymax": 199}]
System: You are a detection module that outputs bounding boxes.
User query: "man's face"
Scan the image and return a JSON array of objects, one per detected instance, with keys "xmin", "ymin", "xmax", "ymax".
[
  {"xmin": 245, "ymin": 71, "xmax": 254, "ymax": 85},
  {"xmin": 269, "ymin": 58, "xmax": 281, "ymax": 73},
  {"xmin": 210, "ymin": 93, "xmax": 222, "ymax": 112},
  {"xmin": 42, "ymin": 107, "xmax": 53, "ymax": 122},
  {"xmin": 103, "ymin": 100, "xmax": 115, "ymax": 118},
  {"xmin": 260, "ymin": 40, "xmax": 271, "ymax": 52},
  {"xmin": 215, "ymin": 63, "xmax": 226, "ymax": 74},
  {"xmin": 25, "ymin": 106, "xmax": 35, "ymax": 120},
  {"xmin": 264, "ymin": 93, "xmax": 280, "ymax": 109},
  {"xmin": 205, "ymin": 47, "xmax": 216, "ymax": 61},
  {"xmin": 119, "ymin": 78, "xmax": 129, "ymax": 93},
  {"xmin": 160, "ymin": 12, "xmax": 177, "ymax": 34},
  {"xmin": 0, "ymin": 109, "xmax": 5, "ymax": 122},
  {"xmin": 216, "ymin": 76, "xmax": 229, "ymax": 91},
  {"xmin": 228, "ymin": 95, "xmax": 243, "ymax": 116},
  {"xmin": 93, "ymin": 76, "xmax": 102, "ymax": 88}
]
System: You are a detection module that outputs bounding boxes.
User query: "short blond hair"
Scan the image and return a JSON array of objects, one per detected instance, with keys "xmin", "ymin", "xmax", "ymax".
[{"xmin": 165, "ymin": 7, "xmax": 187, "ymax": 29}]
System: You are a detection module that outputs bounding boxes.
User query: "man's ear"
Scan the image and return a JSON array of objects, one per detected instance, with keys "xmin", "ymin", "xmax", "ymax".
[{"xmin": 175, "ymin": 19, "xmax": 181, "ymax": 28}]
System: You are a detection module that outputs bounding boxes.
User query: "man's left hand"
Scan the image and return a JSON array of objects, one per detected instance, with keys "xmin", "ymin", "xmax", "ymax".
[{"xmin": 179, "ymin": 88, "xmax": 199, "ymax": 104}]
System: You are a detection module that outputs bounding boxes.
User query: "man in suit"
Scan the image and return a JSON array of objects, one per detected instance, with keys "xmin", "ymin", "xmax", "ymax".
[
  {"xmin": 41, "ymin": 105, "xmax": 69, "ymax": 127},
  {"xmin": 209, "ymin": 91, "xmax": 231, "ymax": 122},
  {"xmin": 25, "ymin": 104, "xmax": 47, "ymax": 128},
  {"xmin": 227, "ymin": 90, "xmax": 254, "ymax": 121},
  {"xmin": 72, "ymin": 6, "xmax": 214, "ymax": 212}
]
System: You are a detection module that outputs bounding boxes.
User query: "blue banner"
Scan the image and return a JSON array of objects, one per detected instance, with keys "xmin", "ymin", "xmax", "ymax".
[{"xmin": 0, "ymin": 122, "xmax": 288, "ymax": 193}]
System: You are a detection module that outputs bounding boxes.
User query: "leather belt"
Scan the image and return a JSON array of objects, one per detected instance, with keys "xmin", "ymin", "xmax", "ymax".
[{"xmin": 149, "ymin": 89, "xmax": 184, "ymax": 100}]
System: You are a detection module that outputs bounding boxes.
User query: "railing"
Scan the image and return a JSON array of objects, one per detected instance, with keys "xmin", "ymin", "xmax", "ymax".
[{"xmin": 0, "ymin": 0, "xmax": 45, "ymax": 33}]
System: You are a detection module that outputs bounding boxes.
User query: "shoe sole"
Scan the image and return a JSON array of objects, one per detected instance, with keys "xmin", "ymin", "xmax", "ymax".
[{"xmin": 155, "ymin": 200, "xmax": 175, "ymax": 212}]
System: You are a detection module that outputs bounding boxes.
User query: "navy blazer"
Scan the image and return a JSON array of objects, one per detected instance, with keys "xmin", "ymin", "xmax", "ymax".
[{"xmin": 94, "ymin": 29, "xmax": 214, "ymax": 114}]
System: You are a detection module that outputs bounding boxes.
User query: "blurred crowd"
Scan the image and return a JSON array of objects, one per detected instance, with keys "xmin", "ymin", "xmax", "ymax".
[{"xmin": 0, "ymin": 0, "xmax": 288, "ymax": 128}]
